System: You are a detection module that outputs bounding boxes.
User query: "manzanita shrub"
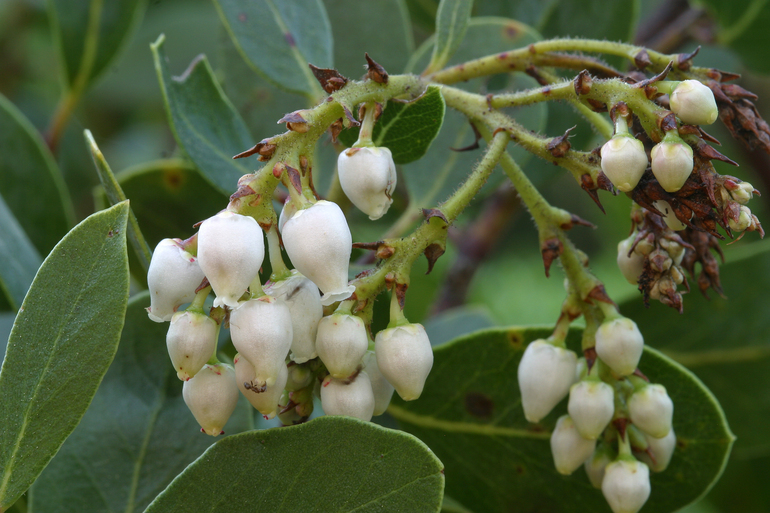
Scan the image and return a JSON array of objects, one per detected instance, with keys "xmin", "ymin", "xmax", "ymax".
[{"xmin": 1, "ymin": 0, "xmax": 769, "ymax": 512}]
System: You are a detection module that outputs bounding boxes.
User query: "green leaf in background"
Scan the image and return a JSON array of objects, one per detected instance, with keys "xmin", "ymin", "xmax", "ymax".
[
  {"xmin": 48, "ymin": 0, "xmax": 147, "ymax": 90},
  {"xmin": 0, "ymin": 202, "xmax": 130, "ymax": 510},
  {"xmin": 152, "ymin": 35, "xmax": 253, "ymax": 196},
  {"xmin": 403, "ymin": 18, "xmax": 546, "ymax": 209},
  {"xmin": 28, "ymin": 292, "xmax": 253, "ymax": 513},
  {"xmin": 325, "ymin": 0, "xmax": 414, "ymax": 78},
  {"xmin": 0, "ymin": 93, "xmax": 74, "ymax": 255},
  {"xmin": 699, "ymin": 0, "xmax": 770, "ymax": 74},
  {"xmin": 389, "ymin": 326, "xmax": 733, "ymax": 513},
  {"xmin": 214, "ymin": 0, "xmax": 332, "ymax": 97},
  {"xmin": 338, "ymin": 85, "xmax": 446, "ymax": 165},
  {"xmin": 85, "ymin": 129, "xmax": 152, "ymax": 274},
  {"xmin": 0, "ymin": 195, "xmax": 41, "ymax": 312},
  {"xmin": 426, "ymin": 0, "xmax": 475, "ymax": 74},
  {"xmin": 144, "ymin": 416, "xmax": 444, "ymax": 512}
]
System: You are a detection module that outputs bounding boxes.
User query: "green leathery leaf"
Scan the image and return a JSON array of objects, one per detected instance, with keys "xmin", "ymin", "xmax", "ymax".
[
  {"xmin": 0, "ymin": 202, "xmax": 130, "ymax": 510},
  {"xmin": 144, "ymin": 416, "xmax": 444, "ymax": 512},
  {"xmin": 338, "ymin": 85, "xmax": 446, "ymax": 165},
  {"xmin": 389, "ymin": 326, "xmax": 733, "ymax": 513},
  {"xmin": 85, "ymin": 129, "xmax": 152, "ymax": 274},
  {"xmin": 0, "ymin": 93, "xmax": 74, "ymax": 255},
  {"xmin": 213, "ymin": 0, "xmax": 332, "ymax": 97},
  {"xmin": 27, "ymin": 292, "xmax": 253, "ymax": 513},
  {"xmin": 538, "ymin": 0, "xmax": 640, "ymax": 43},
  {"xmin": 151, "ymin": 35, "xmax": 253, "ymax": 196},
  {"xmin": 0, "ymin": 196, "xmax": 41, "ymax": 312},
  {"xmin": 48, "ymin": 0, "xmax": 147, "ymax": 90},
  {"xmin": 619, "ymin": 240, "xmax": 770, "ymax": 459},
  {"xmin": 426, "ymin": 0, "xmax": 474, "ymax": 74},
  {"xmin": 699, "ymin": 0, "xmax": 770, "ymax": 73}
]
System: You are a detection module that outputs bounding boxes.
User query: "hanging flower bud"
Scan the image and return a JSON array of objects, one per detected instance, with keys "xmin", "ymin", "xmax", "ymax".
[
  {"xmin": 147, "ymin": 238, "xmax": 205, "ymax": 322},
  {"xmin": 617, "ymin": 236, "xmax": 644, "ymax": 285},
  {"xmin": 600, "ymin": 136, "xmax": 648, "ymax": 192},
  {"xmin": 320, "ymin": 372, "xmax": 375, "ymax": 421},
  {"xmin": 375, "ymin": 323, "xmax": 433, "ymax": 401},
  {"xmin": 669, "ymin": 80, "xmax": 718, "ymax": 126},
  {"xmin": 278, "ymin": 197, "xmax": 297, "ymax": 234},
  {"xmin": 265, "ymin": 271, "xmax": 323, "ymax": 363},
  {"xmin": 517, "ymin": 339, "xmax": 577, "ymax": 423},
  {"xmin": 363, "ymin": 350, "xmax": 395, "ymax": 416},
  {"xmin": 638, "ymin": 428, "xmax": 677, "ymax": 472},
  {"xmin": 234, "ymin": 353, "xmax": 288, "ymax": 419},
  {"xmin": 595, "ymin": 317, "xmax": 644, "ymax": 376},
  {"xmin": 568, "ymin": 379, "xmax": 615, "ymax": 439},
  {"xmin": 337, "ymin": 146, "xmax": 397, "ymax": 220},
  {"xmin": 729, "ymin": 181, "xmax": 755, "ymax": 205},
  {"xmin": 197, "ymin": 211, "xmax": 264, "ymax": 308},
  {"xmin": 628, "ymin": 383, "xmax": 673, "ymax": 439},
  {"xmin": 601, "ymin": 459, "xmax": 651, "ymax": 513},
  {"xmin": 316, "ymin": 312, "xmax": 368, "ymax": 379},
  {"xmin": 182, "ymin": 363, "xmax": 239, "ymax": 436},
  {"xmin": 166, "ymin": 311, "xmax": 218, "ymax": 381},
  {"xmin": 650, "ymin": 136, "xmax": 693, "ymax": 193},
  {"xmin": 281, "ymin": 200, "xmax": 355, "ymax": 306},
  {"xmin": 729, "ymin": 205, "xmax": 753, "ymax": 232},
  {"xmin": 653, "ymin": 200, "xmax": 686, "ymax": 231},
  {"xmin": 229, "ymin": 296, "xmax": 293, "ymax": 389},
  {"xmin": 550, "ymin": 415, "xmax": 597, "ymax": 475},
  {"xmin": 585, "ymin": 444, "xmax": 614, "ymax": 489}
]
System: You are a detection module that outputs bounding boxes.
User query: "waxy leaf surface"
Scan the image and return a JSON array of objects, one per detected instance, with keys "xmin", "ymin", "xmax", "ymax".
[{"xmin": 0, "ymin": 195, "xmax": 41, "ymax": 311}]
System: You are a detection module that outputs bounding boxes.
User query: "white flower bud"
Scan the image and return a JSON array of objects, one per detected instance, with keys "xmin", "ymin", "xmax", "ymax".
[
  {"xmin": 363, "ymin": 350, "xmax": 395, "ymax": 416},
  {"xmin": 600, "ymin": 136, "xmax": 648, "ymax": 192},
  {"xmin": 617, "ymin": 236, "xmax": 644, "ymax": 285},
  {"xmin": 517, "ymin": 339, "xmax": 577, "ymax": 423},
  {"xmin": 316, "ymin": 312, "xmax": 368, "ymax": 379},
  {"xmin": 278, "ymin": 197, "xmax": 297, "ymax": 233},
  {"xmin": 730, "ymin": 182, "xmax": 755, "ymax": 205},
  {"xmin": 281, "ymin": 200, "xmax": 355, "ymax": 306},
  {"xmin": 639, "ymin": 428, "xmax": 676, "ymax": 472},
  {"xmin": 729, "ymin": 205, "xmax": 752, "ymax": 232},
  {"xmin": 320, "ymin": 372, "xmax": 375, "ymax": 421},
  {"xmin": 669, "ymin": 80, "xmax": 718, "ymax": 126},
  {"xmin": 595, "ymin": 318, "xmax": 644, "ymax": 376},
  {"xmin": 197, "ymin": 211, "xmax": 265, "ymax": 308},
  {"xmin": 629, "ymin": 383, "xmax": 673, "ymax": 439},
  {"xmin": 229, "ymin": 296, "xmax": 292, "ymax": 389},
  {"xmin": 234, "ymin": 353, "xmax": 288, "ymax": 419},
  {"xmin": 585, "ymin": 446, "xmax": 613, "ymax": 489},
  {"xmin": 338, "ymin": 146, "xmax": 397, "ymax": 220},
  {"xmin": 375, "ymin": 323, "xmax": 433, "ymax": 401},
  {"xmin": 653, "ymin": 200, "xmax": 686, "ymax": 231},
  {"xmin": 147, "ymin": 238, "xmax": 205, "ymax": 322},
  {"xmin": 182, "ymin": 363, "xmax": 239, "ymax": 436},
  {"xmin": 650, "ymin": 140, "xmax": 693, "ymax": 193},
  {"xmin": 550, "ymin": 415, "xmax": 597, "ymax": 475},
  {"xmin": 166, "ymin": 311, "xmax": 218, "ymax": 381},
  {"xmin": 568, "ymin": 380, "xmax": 615, "ymax": 440},
  {"xmin": 601, "ymin": 459, "xmax": 651, "ymax": 513},
  {"xmin": 265, "ymin": 271, "xmax": 323, "ymax": 363}
]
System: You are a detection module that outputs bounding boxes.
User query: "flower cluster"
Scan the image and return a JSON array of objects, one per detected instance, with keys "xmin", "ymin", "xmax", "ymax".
[
  {"xmin": 518, "ymin": 315, "xmax": 675, "ymax": 513},
  {"xmin": 146, "ymin": 195, "xmax": 433, "ymax": 434}
]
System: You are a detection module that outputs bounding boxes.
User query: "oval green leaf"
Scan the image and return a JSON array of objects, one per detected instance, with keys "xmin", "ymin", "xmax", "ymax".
[
  {"xmin": 0, "ymin": 202, "xmax": 130, "ymax": 510},
  {"xmin": 338, "ymin": 85, "xmax": 446, "ymax": 165},
  {"xmin": 0, "ymin": 93, "xmax": 74, "ymax": 255},
  {"xmin": 28, "ymin": 292, "xmax": 252, "ymax": 513},
  {"xmin": 145, "ymin": 416, "xmax": 445, "ymax": 513},
  {"xmin": 389, "ymin": 326, "xmax": 733, "ymax": 513},
  {"xmin": 48, "ymin": 0, "xmax": 147, "ymax": 90},
  {"xmin": 151, "ymin": 35, "xmax": 253, "ymax": 196},
  {"xmin": 0, "ymin": 195, "xmax": 41, "ymax": 312},
  {"xmin": 213, "ymin": 0, "xmax": 332, "ymax": 97},
  {"xmin": 426, "ymin": 0, "xmax": 474, "ymax": 74}
]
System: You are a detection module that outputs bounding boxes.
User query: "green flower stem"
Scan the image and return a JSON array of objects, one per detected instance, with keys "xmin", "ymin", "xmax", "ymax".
[
  {"xmin": 249, "ymin": 273, "xmax": 265, "ymax": 299},
  {"xmin": 440, "ymin": 85, "xmax": 600, "ymax": 185},
  {"xmin": 266, "ymin": 226, "xmax": 291, "ymax": 282},
  {"xmin": 186, "ymin": 286, "xmax": 212, "ymax": 314},
  {"xmin": 387, "ymin": 288, "xmax": 409, "ymax": 328},
  {"xmin": 350, "ymin": 131, "xmax": 511, "ymax": 318},
  {"xmin": 355, "ymin": 102, "xmax": 377, "ymax": 147},
  {"xmin": 429, "ymin": 38, "xmax": 709, "ymax": 85}
]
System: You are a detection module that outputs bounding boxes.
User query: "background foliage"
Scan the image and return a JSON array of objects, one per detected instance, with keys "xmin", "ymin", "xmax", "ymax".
[{"xmin": 0, "ymin": 0, "xmax": 769, "ymax": 511}]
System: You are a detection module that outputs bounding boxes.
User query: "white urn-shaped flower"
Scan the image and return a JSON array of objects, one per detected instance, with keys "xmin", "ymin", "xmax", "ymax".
[{"xmin": 147, "ymin": 238, "xmax": 205, "ymax": 322}]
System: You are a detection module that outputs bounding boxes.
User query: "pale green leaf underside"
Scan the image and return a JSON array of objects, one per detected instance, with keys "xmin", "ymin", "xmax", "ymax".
[
  {"xmin": 390, "ymin": 326, "xmax": 733, "ymax": 513},
  {"xmin": 145, "ymin": 417, "xmax": 445, "ymax": 513},
  {"xmin": 0, "ymin": 202, "xmax": 130, "ymax": 509},
  {"xmin": 427, "ymin": 0, "xmax": 474, "ymax": 73}
]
